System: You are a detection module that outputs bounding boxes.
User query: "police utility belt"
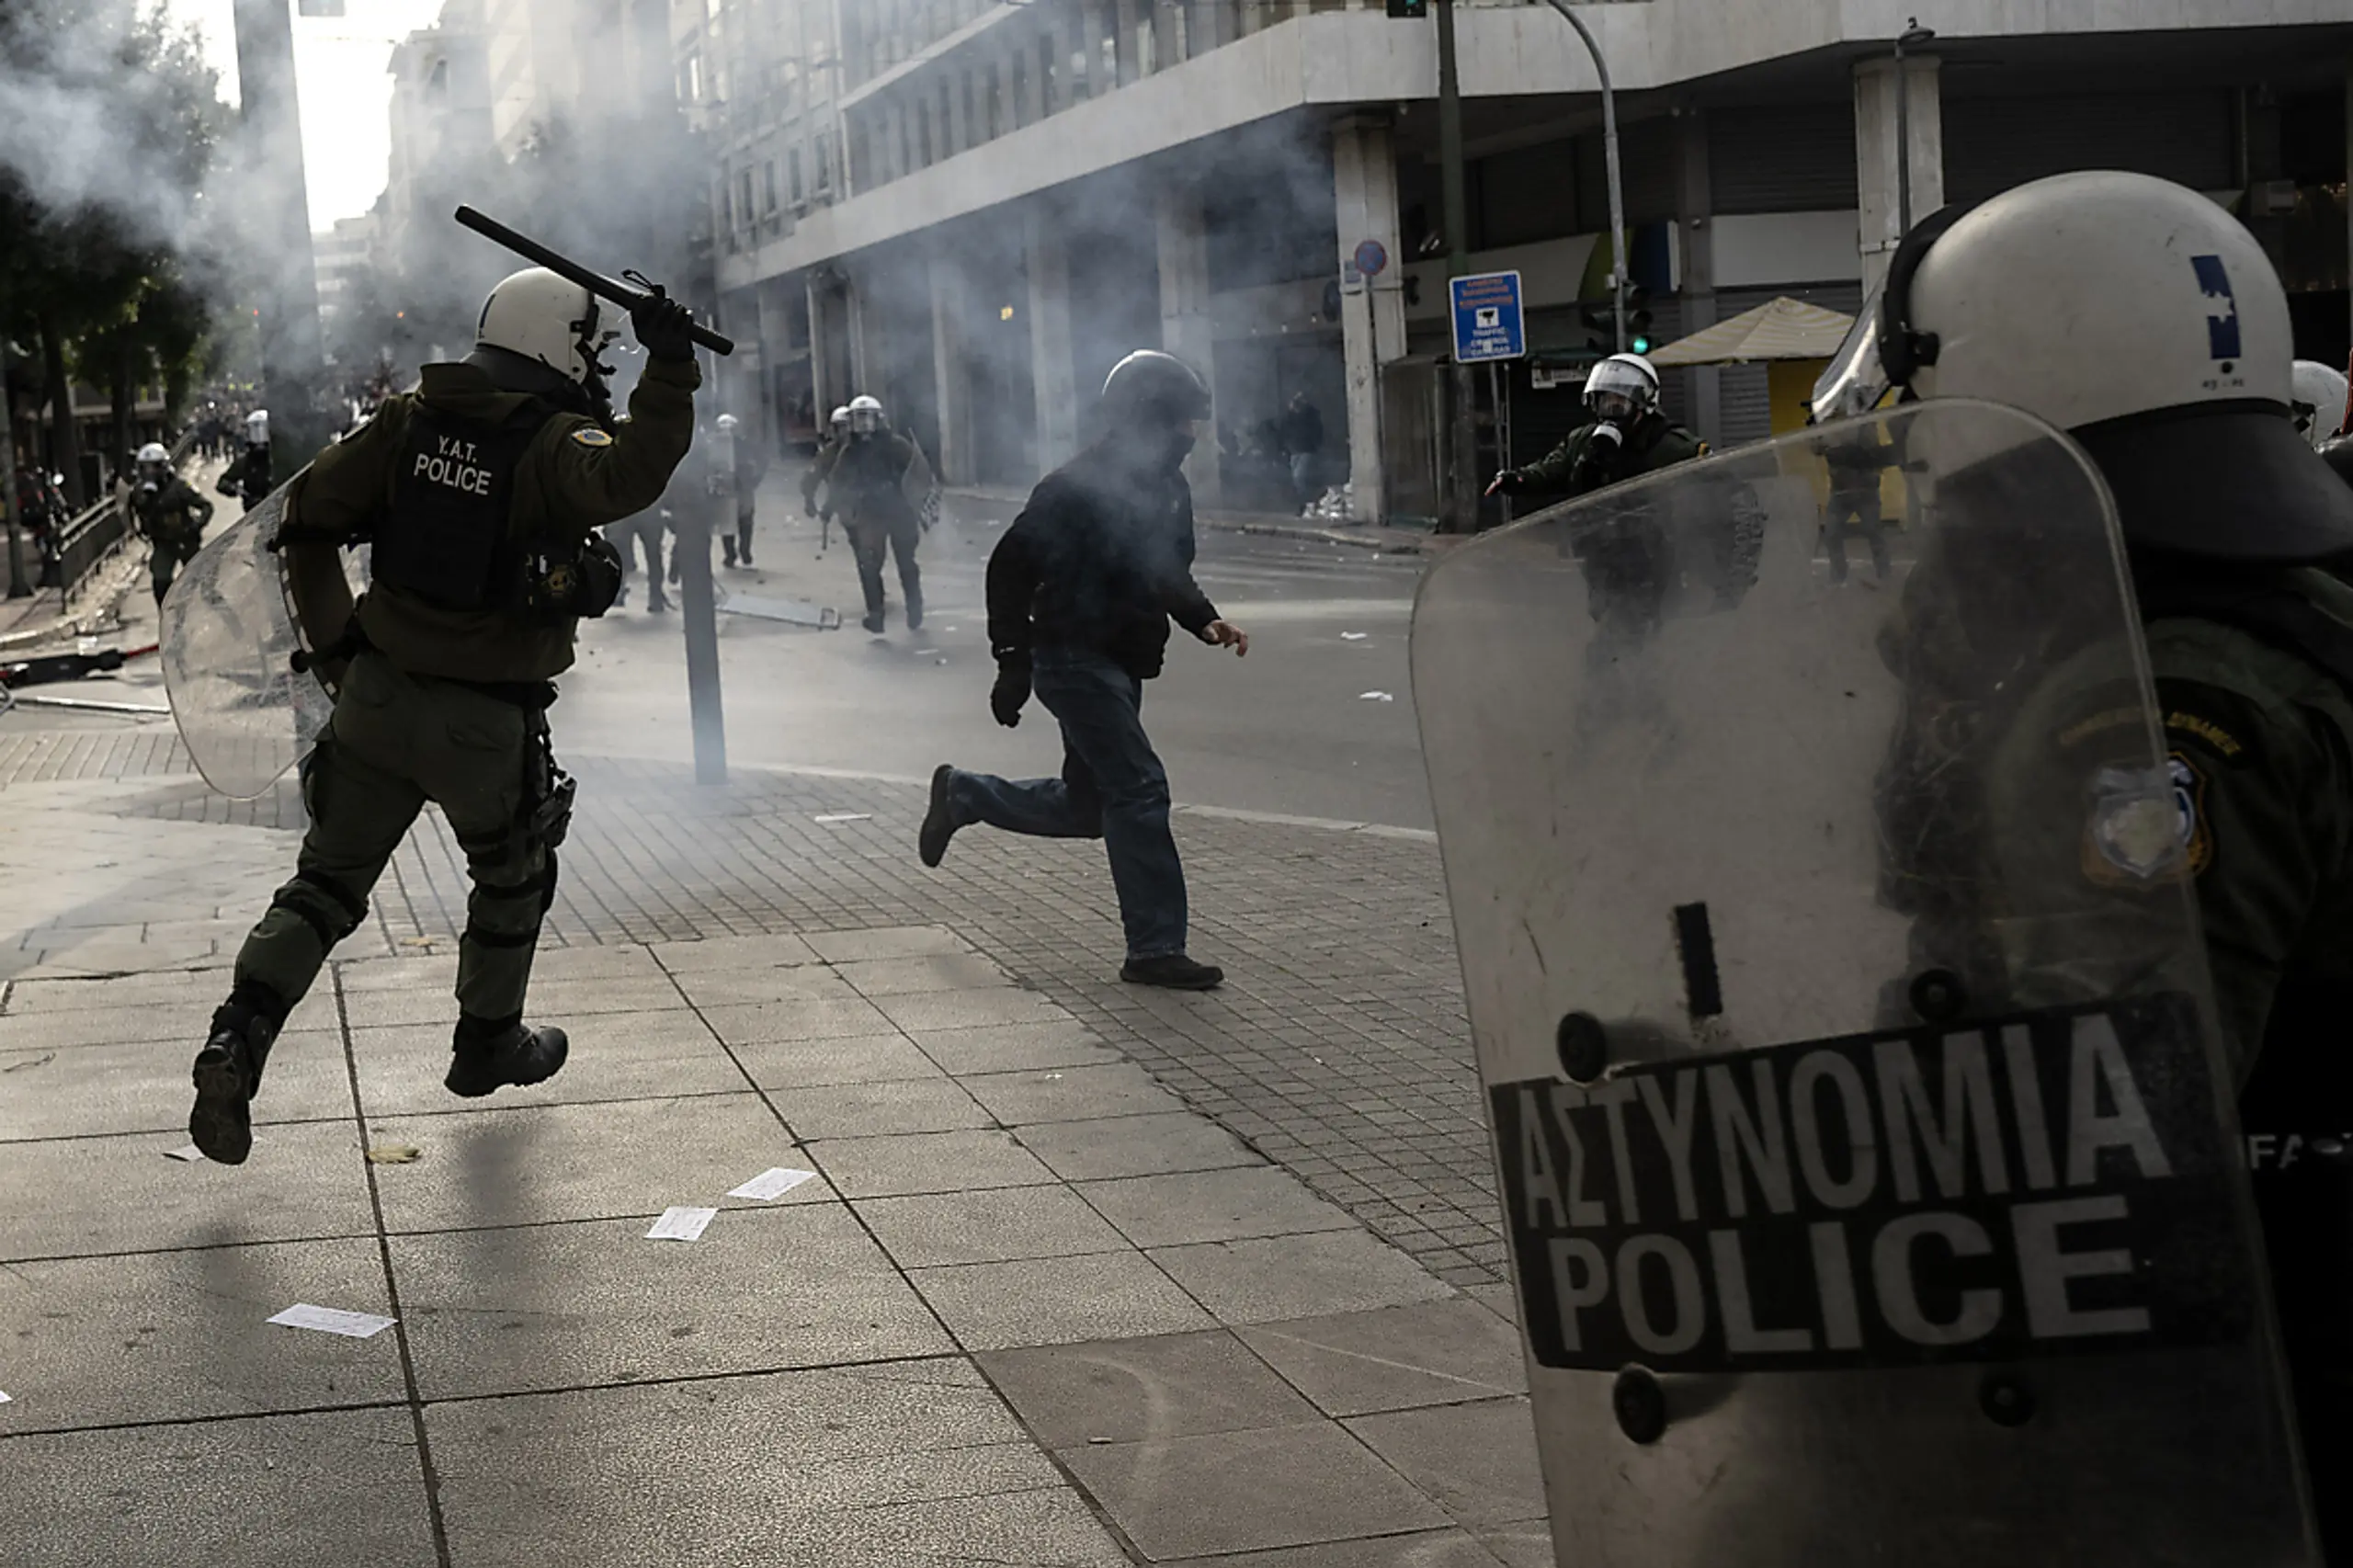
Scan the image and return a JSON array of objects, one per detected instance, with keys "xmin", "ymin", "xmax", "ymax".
[{"xmin": 369, "ymin": 403, "xmax": 621, "ymax": 627}]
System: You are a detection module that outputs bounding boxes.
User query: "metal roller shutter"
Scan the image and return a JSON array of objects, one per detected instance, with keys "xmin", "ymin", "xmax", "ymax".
[
  {"xmin": 1943, "ymin": 91, "xmax": 2233, "ymax": 207},
  {"xmin": 1710, "ymin": 104, "xmax": 1860, "ymax": 214}
]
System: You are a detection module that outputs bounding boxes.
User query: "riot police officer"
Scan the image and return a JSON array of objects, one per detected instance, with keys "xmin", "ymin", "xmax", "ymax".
[
  {"xmin": 1825, "ymin": 170, "xmax": 2353, "ymax": 1558},
  {"xmin": 2292, "ymin": 358, "xmax": 2349, "ymax": 452},
  {"xmin": 129, "ymin": 441, "xmax": 213, "ymax": 605},
  {"xmin": 919, "ymin": 350, "xmax": 1247, "ymax": 991},
  {"xmin": 1486, "ymin": 353, "xmax": 1704, "ymax": 501},
  {"xmin": 187, "ymin": 266, "xmax": 699, "ymax": 1165},
  {"xmin": 216, "ymin": 409, "xmax": 272, "ymax": 508},
  {"xmin": 824, "ymin": 394, "xmax": 934, "ymax": 632}
]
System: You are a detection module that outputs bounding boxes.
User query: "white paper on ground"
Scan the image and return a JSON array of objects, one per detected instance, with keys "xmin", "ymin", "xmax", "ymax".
[
  {"xmin": 164, "ymin": 1144, "xmax": 206, "ymax": 1162},
  {"xmin": 1341, "ymin": 631, "xmax": 1369, "ymax": 641},
  {"xmin": 728, "ymin": 1166, "xmax": 817, "ymax": 1201},
  {"xmin": 1358, "ymin": 690, "xmax": 1395, "ymax": 702},
  {"xmin": 267, "ymin": 1303, "xmax": 397, "ymax": 1339},
  {"xmin": 0, "ymin": 1390, "xmax": 12, "ymax": 1404},
  {"xmin": 812, "ymin": 812, "xmax": 871, "ymax": 824},
  {"xmin": 647, "ymin": 1205, "xmax": 719, "ymax": 1242}
]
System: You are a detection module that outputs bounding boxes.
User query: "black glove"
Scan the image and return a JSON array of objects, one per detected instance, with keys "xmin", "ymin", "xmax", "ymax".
[
  {"xmin": 802, "ymin": 496, "xmax": 817, "ymax": 517},
  {"xmin": 990, "ymin": 656, "xmax": 1031, "ymax": 729},
  {"xmin": 1492, "ymin": 469, "xmax": 1528, "ymax": 495},
  {"xmin": 630, "ymin": 290, "xmax": 697, "ymax": 363}
]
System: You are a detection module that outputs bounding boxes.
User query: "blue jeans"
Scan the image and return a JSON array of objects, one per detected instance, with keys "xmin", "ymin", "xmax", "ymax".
[{"xmin": 949, "ymin": 649, "xmax": 1187, "ymax": 960}]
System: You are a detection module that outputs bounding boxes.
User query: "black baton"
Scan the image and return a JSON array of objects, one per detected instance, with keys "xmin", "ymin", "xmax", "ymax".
[{"xmin": 453, "ymin": 205, "xmax": 736, "ymax": 357}]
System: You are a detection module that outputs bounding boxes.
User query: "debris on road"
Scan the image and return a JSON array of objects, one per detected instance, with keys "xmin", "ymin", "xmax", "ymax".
[
  {"xmin": 164, "ymin": 1144, "xmax": 205, "ymax": 1162},
  {"xmin": 1341, "ymin": 632, "xmax": 1369, "ymax": 641},
  {"xmin": 728, "ymin": 1166, "xmax": 817, "ymax": 1201},
  {"xmin": 721, "ymin": 594, "xmax": 842, "ymax": 630},
  {"xmin": 1358, "ymin": 690, "xmax": 1395, "ymax": 702},
  {"xmin": 813, "ymin": 812, "xmax": 871, "ymax": 824},
  {"xmin": 647, "ymin": 1205, "xmax": 718, "ymax": 1242},
  {"xmin": 366, "ymin": 1143, "xmax": 422, "ymax": 1165},
  {"xmin": 267, "ymin": 1303, "xmax": 397, "ymax": 1339}
]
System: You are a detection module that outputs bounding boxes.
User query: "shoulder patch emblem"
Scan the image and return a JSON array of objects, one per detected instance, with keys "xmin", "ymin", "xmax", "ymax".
[
  {"xmin": 569, "ymin": 426, "xmax": 615, "ymax": 449},
  {"xmin": 2083, "ymin": 764, "xmax": 2193, "ymax": 887}
]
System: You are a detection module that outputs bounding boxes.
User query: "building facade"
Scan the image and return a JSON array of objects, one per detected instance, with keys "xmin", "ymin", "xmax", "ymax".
[{"xmin": 693, "ymin": 0, "xmax": 2351, "ymax": 522}]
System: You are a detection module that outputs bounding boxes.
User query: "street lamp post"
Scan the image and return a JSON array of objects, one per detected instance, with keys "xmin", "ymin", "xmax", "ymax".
[
  {"xmin": 0, "ymin": 328, "xmax": 26, "ymax": 600},
  {"xmin": 1893, "ymin": 18, "xmax": 1937, "ymax": 235},
  {"xmin": 1538, "ymin": 1, "xmax": 1625, "ymax": 351}
]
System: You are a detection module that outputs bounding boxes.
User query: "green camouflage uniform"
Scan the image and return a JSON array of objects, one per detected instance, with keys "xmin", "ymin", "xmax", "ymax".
[{"xmin": 233, "ymin": 356, "xmax": 698, "ymax": 1030}]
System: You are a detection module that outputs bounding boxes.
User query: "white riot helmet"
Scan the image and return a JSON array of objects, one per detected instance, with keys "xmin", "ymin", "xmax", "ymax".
[
  {"xmin": 828, "ymin": 404, "xmax": 850, "ymax": 435},
  {"xmin": 475, "ymin": 267, "xmax": 616, "ymax": 385},
  {"xmin": 244, "ymin": 410, "xmax": 268, "ymax": 444},
  {"xmin": 715, "ymin": 413, "xmax": 739, "ymax": 432},
  {"xmin": 1813, "ymin": 169, "xmax": 2353, "ymax": 561},
  {"xmin": 1583, "ymin": 353, "xmax": 1659, "ymax": 425},
  {"xmin": 135, "ymin": 441, "xmax": 170, "ymax": 466},
  {"xmin": 847, "ymin": 394, "xmax": 883, "ymax": 436},
  {"xmin": 2291, "ymin": 358, "xmax": 2348, "ymax": 451}
]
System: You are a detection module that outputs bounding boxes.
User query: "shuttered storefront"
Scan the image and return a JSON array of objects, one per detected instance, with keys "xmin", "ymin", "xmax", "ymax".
[
  {"xmin": 1943, "ymin": 91, "xmax": 2234, "ymax": 206},
  {"xmin": 1709, "ymin": 103, "xmax": 1861, "ymax": 214}
]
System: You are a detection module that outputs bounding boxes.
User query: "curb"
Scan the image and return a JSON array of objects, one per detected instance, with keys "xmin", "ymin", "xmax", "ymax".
[
  {"xmin": 0, "ymin": 550, "xmax": 142, "ymax": 653},
  {"xmin": 938, "ymin": 484, "xmax": 1438, "ymax": 556}
]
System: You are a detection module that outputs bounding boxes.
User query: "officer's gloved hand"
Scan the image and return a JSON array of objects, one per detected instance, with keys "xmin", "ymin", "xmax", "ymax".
[
  {"xmin": 990, "ymin": 655, "xmax": 1031, "ymax": 729},
  {"xmin": 630, "ymin": 290, "xmax": 698, "ymax": 363},
  {"xmin": 1484, "ymin": 470, "xmax": 1525, "ymax": 498},
  {"xmin": 802, "ymin": 497, "xmax": 817, "ymax": 518}
]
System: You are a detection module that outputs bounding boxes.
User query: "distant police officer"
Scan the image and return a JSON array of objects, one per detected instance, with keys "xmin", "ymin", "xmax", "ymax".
[
  {"xmin": 2291, "ymin": 358, "xmax": 2350, "ymax": 452},
  {"xmin": 1837, "ymin": 171, "xmax": 2353, "ymax": 1557},
  {"xmin": 717, "ymin": 411, "xmax": 765, "ymax": 567},
  {"xmin": 1487, "ymin": 353, "xmax": 1702, "ymax": 502},
  {"xmin": 129, "ymin": 441, "xmax": 213, "ymax": 606},
  {"xmin": 188, "ymin": 266, "xmax": 699, "ymax": 1165},
  {"xmin": 825, "ymin": 394, "xmax": 934, "ymax": 632},
  {"xmin": 919, "ymin": 350, "xmax": 1247, "ymax": 991},
  {"xmin": 802, "ymin": 403, "xmax": 849, "ymax": 536},
  {"xmin": 216, "ymin": 409, "xmax": 273, "ymax": 508}
]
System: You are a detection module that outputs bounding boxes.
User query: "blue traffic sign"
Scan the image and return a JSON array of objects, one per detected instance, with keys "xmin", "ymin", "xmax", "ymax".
[{"xmin": 1449, "ymin": 271, "xmax": 1525, "ymax": 364}]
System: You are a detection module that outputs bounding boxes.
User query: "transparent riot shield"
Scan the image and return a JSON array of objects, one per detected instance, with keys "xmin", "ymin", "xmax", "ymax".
[
  {"xmin": 158, "ymin": 485, "xmax": 335, "ymax": 800},
  {"xmin": 1413, "ymin": 400, "xmax": 2317, "ymax": 1565}
]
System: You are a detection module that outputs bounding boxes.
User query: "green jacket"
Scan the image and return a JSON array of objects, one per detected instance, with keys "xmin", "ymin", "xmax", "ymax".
[
  {"xmin": 132, "ymin": 477, "xmax": 213, "ymax": 555},
  {"xmin": 281, "ymin": 357, "xmax": 699, "ymax": 682},
  {"xmin": 1508, "ymin": 414, "xmax": 1708, "ymax": 500}
]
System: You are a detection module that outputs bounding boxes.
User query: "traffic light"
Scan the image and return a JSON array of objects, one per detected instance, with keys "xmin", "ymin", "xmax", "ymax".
[
  {"xmin": 1581, "ymin": 287, "xmax": 1657, "ymax": 356},
  {"xmin": 1625, "ymin": 286, "xmax": 1654, "ymax": 356},
  {"xmin": 1386, "ymin": 0, "xmax": 1429, "ymax": 17}
]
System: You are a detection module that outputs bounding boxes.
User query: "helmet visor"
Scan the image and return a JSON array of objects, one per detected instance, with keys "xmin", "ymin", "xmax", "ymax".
[
  {"xmin": 850, "ymin": 408, "xmax": 880, "ymax": 434},
  {"xmin": 1586, "ymin": 390, "xmax": 1640, "ymax": 423},
  {"xmin": 1810, "ymin": 292, "xmax": 1893, "ymax": 421}
]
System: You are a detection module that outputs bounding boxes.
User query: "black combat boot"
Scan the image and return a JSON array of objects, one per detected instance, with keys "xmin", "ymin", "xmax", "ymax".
[
  {"xmin": 862, "ymin": 607, "xmax": 886, "ymax": 633},
  {"xmin": 189, "ymin": 988, "xmax": 284, "ymax": 1165},
  {"xmin": 905, "ymin": 593, "xmax": 925, "ymax": 631},
  {"xmin": 722, "ymin": 537, "xmax": 738, "ymax": 567},
  {"xmin": 445, "ymin": 1015, "xmax": 570, "ymax": 1097}
]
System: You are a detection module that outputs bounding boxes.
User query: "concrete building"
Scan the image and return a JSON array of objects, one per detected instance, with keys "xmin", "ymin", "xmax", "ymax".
[
  {"xmin": 383, "ymin": 0, "xmax": 494, "ymax": 312},
  {"xmin": 483, "ymin": 0, "xmax": 674, "ymax": 157},
  {"xmin": 696, "ymin": 1, "xmax": 2353, "ymax": 523},
  {"xmin": 311, "ymin": 210, "xmax": 383, "ymax": 335}
]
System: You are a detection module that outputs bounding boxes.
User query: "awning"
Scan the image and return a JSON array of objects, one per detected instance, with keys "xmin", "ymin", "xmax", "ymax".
[{"xmin": 1645, "ymin": 296, "xmax": 1857, "ymax": 367}]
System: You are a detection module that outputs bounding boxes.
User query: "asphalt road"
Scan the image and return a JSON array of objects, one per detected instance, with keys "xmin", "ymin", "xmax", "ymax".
[{"xmin": 557, "ymin": 483, "xmax": 1438, "ymax": 830}]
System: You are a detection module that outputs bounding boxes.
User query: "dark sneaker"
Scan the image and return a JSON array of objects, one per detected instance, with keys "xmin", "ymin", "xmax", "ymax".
[
  {"xmin": 189, "ymin": 1003, "xmax": 278, "ymax": 1165},
  {"xmin": 862, "ymin": 609, "xmax": 886, "ymax": 633},
  {"xmin": 647, "ymin": 591, "xmax": 670, "ymax": 614},
  {"xmin": 1120, "ymin": 954, "xmax": 1224, "ymax": 991},
  {"xmin": 445, "ymin": 1023, "xmax": 571, "ymax": 1098},
  {"xmin": 906, "ymin": 600, "xmax": 925, "ymax": 631},
  {"xmin": 919, "ymin": 764, "xmax": 960, "ymax": 868}
]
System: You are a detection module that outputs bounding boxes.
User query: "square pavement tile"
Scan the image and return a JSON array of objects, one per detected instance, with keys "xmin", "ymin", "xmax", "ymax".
[
  {"xmin": 962, "ymin": 1062, "xmax": 1188, "ymax": 1126},
  {"xmin": 728, "ymin": 1031, "xmax": 941, "ymax": 1090},
  {"xmin": 910, "ymin": 1020, "xmax": 1122, "ymax": 1074},
  {"xmin": 517, "ymin": 942, "xmax": 668, "ymax": 984},
  {"xmin": 977, "ymin": 1329, "xmax": 1322, "ymax": 1447},
  {"xmin": 1346, "ymin": 1400, "xmax": 1548, "ymax": 1528},
  {"xmin": 0, "ymin": 1032, "xmax": 354, "ymax": 1142},
  {"xmin": 366, "ymin": 1092, "xmax": 824, "ymax": 1233},
  {"xmin": 347, "ymin": 1014, "xmax": 745, "ymax": 1117},
  {"xmin": 809, "ymin": 1127, "xmax": 1056, "ymax": 1199},
  {"xmin": 335, "ymin": 954, "xmax": 460, "ymax": 990},
  {"xmin": 509, "ymin": 976, "xmax": 694, "ymax": 1016},
  {"xmin": 1149, "ymin": 1232, "xmax": 1457, "ymax": 1326},
  {"xmin": 911, "ymin": 1250, "xmax": 1214, "ymax": 1352},
  {"xmin": 648, "ymin": 931, "xmax": 823, "ymax": 971},
  {"xmin": 0, "ymin": 1237, "xmax": 405, "ymax": 1428},
  {"xmin": 870, "ymin": 986, "xmax": 1071, "ymax": 1033},
  {"xmin": 855, "ymin": 1185, "xmax": 1129, "ymax": 1268},
  {"xmin": 835, "ymin": 951, "xmax": 1011, "ymax": 995},
  {"xmin": 667, "ymin": 963, "xmax": 867, "ymax": 1008},
  {"xmin": 1017, "ymin": 1112, "xmax": 1266, "ymax": 1182},
  {"xmin": 426, "ymin": 1359, "xmax": 1065, "ymax": 1565},
  {"xmin": 392, "ymin": 1201, "xmax": 953, "ymax": 1400},
  {"xmin": 0, "ymin": 1408, "xmax": 438, "ymax": 1568},
  {"xmin": 1162, "ymin": 1529, "xmax": 1518, "ymax": 1568},
  {"xmin": 1058, "ymin": 1421, "xmax": 1449, "ymax": 1562},
  {"xmin": 804, "ymin": 926, "xmax": 970, "ymax": 963},
  {"xmin": 1077, "ymin": 1166, "xmax": 1360, "ymax": 1249},
  {"xmin": 0, "ymin": 1002, "xmax": 220, "ymax": 1051},
  {"xmin": 4, "ymin": 971, "xmax": 221, "ymax": 1013},
  {"xmin": 1236, "ymin": 1301, "xmax": 1528, "ymax": 1418},
  {"xmin": 773, "ymin": 1075, "xmax": 991, "ymax": 1138},
  {"xmin": 0, "ymin": 1120, "xmax": 374, "ymax": 1261},
  {"xmin": 698, "ymin": 994, "xmax": 897, "ymax": 1045},
  {"xmin": 1476, "ymin": 1521, "xmax": 1558, "ymax": 1567}
]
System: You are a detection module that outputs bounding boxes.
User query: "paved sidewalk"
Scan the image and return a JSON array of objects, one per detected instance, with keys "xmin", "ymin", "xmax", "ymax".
[
  {"xmin": 943, "ymin": 482, "xmax": 1447, "ymax": 557},
  {"xmin": 0, "ymin": 926, "xmax": 1547, "ymax": 1566}
]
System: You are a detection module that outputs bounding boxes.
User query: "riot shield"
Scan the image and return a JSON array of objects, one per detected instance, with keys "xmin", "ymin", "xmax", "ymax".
[
  {"xmin": 158, "ymin": 484, "xmax": 335, "ymax": 800},
  {"xmin": 1413, "ymin": 399, "xmax": 2317, "ymax": 1565}
]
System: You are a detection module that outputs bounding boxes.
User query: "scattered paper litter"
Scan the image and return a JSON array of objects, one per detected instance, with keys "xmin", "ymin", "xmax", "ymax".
[
  {"xmin": 0, "ymin": 1390, "xmax": 11, "ymax": 1405},
  {"xmin": 812, "ymin": 812, "xmax": 871, "ymax": 824},
  {"xmin": 164, "ymin": 1144, "xmax": 206, "ymax": 1163},
  {"xmin": 366, "ymin": 1143, "xmax": 422, "ymax": 1165},
  {"xmin": 1358, "ymin": 690, "xmax": 1395, "ymax": 702},
  {"xmin": 728, "ymin": 1167, "xmax": 818, "ymax": 1201},
  {"xmin": 912, "ymin": 648, "xmax": 939, "ymax": 657},
  {"xmin": 647, "ymin": 1206, "xmax": 718, "ymax": 1242},
  {"xmin": 268, "ymin": 1303, "xmax": 397, "ymax": 1339},
  {"xmin": 1341, "ymin": 631, "xmax": 1369, "ymax": 641}
]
